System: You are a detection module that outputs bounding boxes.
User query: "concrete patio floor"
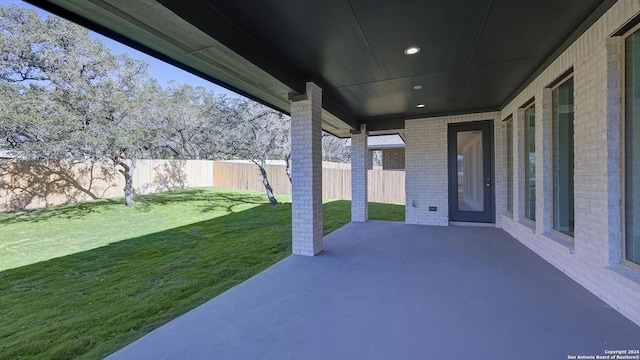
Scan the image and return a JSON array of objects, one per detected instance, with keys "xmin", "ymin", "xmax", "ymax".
[{"xmin": 108, "ymin": 221, "xmax": 640, "ymax": 359}]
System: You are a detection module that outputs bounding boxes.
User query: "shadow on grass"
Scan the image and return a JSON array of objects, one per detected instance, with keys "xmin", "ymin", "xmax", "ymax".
[
  {"xmin": 0, "ymin": 197, "xmax": 122, "ymax": 225},
  {"xmin": 0, "ymin": 188, "xmax": 268, "ymax": 225},
  {"xmin": 134, "ymin": 188, "xmax": 267, "ymax": 214},
  {"xmin": 0, "ymin": 203, "xmax": 293, "ymax": 360},
  {"xmin": 0, "ymin": 199, "xmax": 403, "ymax": 359},
  {"xmin": 135, "ymin": 188, "xmax": 263, "ymax": 207}
]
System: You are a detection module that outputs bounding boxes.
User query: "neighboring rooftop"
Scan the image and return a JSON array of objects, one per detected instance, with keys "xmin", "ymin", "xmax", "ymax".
[
  {"xmin": 0, "ymin": 150, "xmax": 15, "ymax": 159},
  {"xmin": 346, "ymin": 135, "xmax": 405, "ymax": 150}
]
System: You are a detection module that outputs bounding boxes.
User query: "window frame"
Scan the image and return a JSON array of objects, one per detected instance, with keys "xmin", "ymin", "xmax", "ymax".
[
  {"xmin": 622, "ymin": 23, "xmax": 640, "ymax": 271},
  {"xmin": 503, "ymin": 116, "xmax": 514, "ymax": 215},
  {"xmin": 522, "ymin": 102, "xmax": 536, "ymax": 223},
  {"xmin": 549, "ymin": 73, "xmax": 575, "ymax": 240}
]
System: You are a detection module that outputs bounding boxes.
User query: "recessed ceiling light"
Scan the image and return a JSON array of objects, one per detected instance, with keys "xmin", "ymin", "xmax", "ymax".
[
  {"xmin": 404, "ymin": 46, "xmax": 420, "ymax": 55},
  {"xmin": 416, "ymin": 104, "xmax": 425, "ymax": 108},
  {"xmin": 413, "ymin": 85, "xmax": 423, "ymax": 90}
]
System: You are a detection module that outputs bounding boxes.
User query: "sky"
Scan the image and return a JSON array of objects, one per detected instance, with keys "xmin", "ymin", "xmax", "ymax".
[{"xmin": 0, "ymin": 0, "xmax": 238, "ymax": 97}]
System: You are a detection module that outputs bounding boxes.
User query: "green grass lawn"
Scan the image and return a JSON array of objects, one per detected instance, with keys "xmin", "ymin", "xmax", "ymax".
[{"xmin": 0, "ymin": 188, "xmax": 404, "ymax": 359}]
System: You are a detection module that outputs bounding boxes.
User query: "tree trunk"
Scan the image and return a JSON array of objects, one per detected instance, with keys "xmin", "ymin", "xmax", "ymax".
[
  {"xmin": 257, "ymin": 162, "xmax": 278, "ymax": 205},
  {"xmin": 284, "ymin": 153, "xmax": 292, "ymax": 184},
  {"xmin": 116, "ymin": 158, "xmax": 137, "ymax": 206}
]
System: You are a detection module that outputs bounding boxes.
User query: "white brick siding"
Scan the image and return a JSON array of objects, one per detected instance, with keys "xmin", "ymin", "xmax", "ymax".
[
  {"xmin": 538, "ymin": 88, "xmax": 553, "ymax": 235},
  {"xmin": 405, "ymin": 1, "xmax": 640, "ymax": 326},
  {"xmin": 291, "ymin": 82, "xmax": 323, "ymax": 256},
  {"xmin": 513, "ymin": 108, "xmax": 526, "ymax": 223},
  {"xmin": 351, "ymin": 124, "xmax": 368, "ymax": 222},
  {"xmin": 606, "ymin": 36, "xmax": 623, "ymax": 266},
  {"xmin": 500, "ymin": 0, "xmax": 640, "ymax": 326},
  {"xmin": 381, "ymin": 148, "xmax": 405, "ymax": 169},
  {"xmin": 405, "ymin": 112, "xmax": 501, "ymax": 226},
  {"xmin": 494, "ymin": 109, "xmax": 506, "ymax": 228},
  {"xmin": 405, "ymin": 117, "xmax": 447, "ymax": 226}
]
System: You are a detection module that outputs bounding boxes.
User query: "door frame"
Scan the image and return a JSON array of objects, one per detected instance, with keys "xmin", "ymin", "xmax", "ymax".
[{"xmin": 447, "ymin": 120, "xmax": 495, "ymax": 223}]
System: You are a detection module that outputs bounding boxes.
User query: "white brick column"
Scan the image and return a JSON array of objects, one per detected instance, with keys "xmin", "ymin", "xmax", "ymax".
[
  {"xmin": 537, "ymin": 89, "xmax": 552, "ymax": 234},
  {"xmin": 351, "ymin": 124, "xmax": 368, "ymax": 222},
  {"xmin": 493, "ymin": 114, "xmax": 504, "ymax": 228},
  {"xmin": 290, "ymin": 82, "xmax": 323, "ymax": 256},
  {"xmin": 605, "ymin": 36, "xmax": 623, "ymax": 265}
]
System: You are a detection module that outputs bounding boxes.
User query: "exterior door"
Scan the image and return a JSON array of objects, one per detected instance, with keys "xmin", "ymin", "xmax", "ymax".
[{"xmin": 448, "ymin": 121, "xmax": 494, "ymax": 223}]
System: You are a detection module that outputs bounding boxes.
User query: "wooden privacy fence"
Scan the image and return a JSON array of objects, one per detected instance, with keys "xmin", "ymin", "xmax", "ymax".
[
  {"xmin": 0, "ymin": 159, "xmax": 213, "ymax": 211},
  {"xmin": 0, "ymin": 159, "xmax": 403, "ymax": 211},
  {"xmin": 213, "ymin": 161, "xmax": 405, "ymax": 204}
]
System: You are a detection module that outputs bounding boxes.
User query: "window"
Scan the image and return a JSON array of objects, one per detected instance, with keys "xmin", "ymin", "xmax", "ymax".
[
  {"xmin": 625, "ymin": 29, "xmax": 640, "ymax": 265},
  {"xmin": 552, "ymin": 77, "xmax": 574, "ymax": 237},
  {"xmin": 524, "ymin": 105, "xmax": 536, "ymax": 221},
  {"xmin": 506, "ymin": 119, "xmax": 514, "ymax": 213}
]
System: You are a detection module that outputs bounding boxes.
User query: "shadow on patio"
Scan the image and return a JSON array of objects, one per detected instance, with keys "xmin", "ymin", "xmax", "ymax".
[{"xmin": 108, "ymin": 221, "xmax": 640, "ymax": 360}]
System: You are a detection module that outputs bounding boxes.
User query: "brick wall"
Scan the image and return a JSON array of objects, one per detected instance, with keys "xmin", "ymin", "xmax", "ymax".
[
  {"xmin": 499, "ymin": 0, "xmax": 640, "ymax": 326},
  {"xmin": 351, "ymin": 124, "xmax": 368, "ymax": 221},
  {"xmin": 405, "ymin": 1, "xmax": 640, "ymax": 326},
  {"xmin": 405, "ymin": 112, "xmax": 501, "ymax": 226},
  {"xmin": 381, "ymin": 148, "xmax": 405, "ymax": 169}
]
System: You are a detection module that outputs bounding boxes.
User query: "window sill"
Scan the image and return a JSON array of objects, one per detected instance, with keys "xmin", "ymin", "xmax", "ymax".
[
  {"xmin": 542, "ymin": 231, "xmax": 575, "ymax": 254},
  {"xmin": 608, "ymin": 263, "xmax": 640, "ymax": 286},
  {"xmin": 518, "ymin": 219, "xmax": 536, "ymax": 233}
]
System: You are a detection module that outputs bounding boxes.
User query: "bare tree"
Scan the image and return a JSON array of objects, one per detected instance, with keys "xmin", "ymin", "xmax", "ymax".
[
  {"xmin": 322, "ymin": 132, "xmax": 350, "ymax": 163},
  {"xmin": 217, "ymin": 99, "xmax": 290, "ymax": 205}
]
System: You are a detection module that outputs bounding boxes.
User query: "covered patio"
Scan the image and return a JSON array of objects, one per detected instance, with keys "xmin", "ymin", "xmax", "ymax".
[
  {"xmin": 28, "ymin": 0, "xmax": 640, "ymax": 336},
  {"xmin": 108, "ymin": 222, "xmax": 640, "ymax": 359}
]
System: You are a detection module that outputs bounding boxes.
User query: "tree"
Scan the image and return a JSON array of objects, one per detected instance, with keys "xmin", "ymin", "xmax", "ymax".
[
  {"xmin": 322, "ymin": 132, "xmax": 350, "ymax": 163},
  {"xmin": 158, "ymin": 82, "xmax": 222, "ymax": 160},
  {"xmin": 0, "ymin": 5, "xmax": 297, "ymax": 208},
  {"xmin": 0, "ymin": 5, "xmax": 164, "ymax": 205},
  {"xmin": 87, "ymin": 62, "xmax": 165, "ymax": 206},
  {"xmin": 216, "ymin": 98, "xmax": 290, "ymax": 205}
]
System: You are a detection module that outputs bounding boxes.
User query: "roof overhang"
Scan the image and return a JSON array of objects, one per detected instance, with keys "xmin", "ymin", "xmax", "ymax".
[{"xmin": 26, "ymin": 0, "xmax": 617, "ymax": 138}]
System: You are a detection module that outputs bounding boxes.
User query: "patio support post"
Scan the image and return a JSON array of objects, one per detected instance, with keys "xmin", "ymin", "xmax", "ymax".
[
  {"xmin": 290, "ymin": 82, "xmax": 323, "ymax": 256},
  {"xmin": 537, "ymin": 88, "xmax": 552, "ymax": 234},
  {"xmin": 351, "ymin": 123, "xmax": 368, "ymax": 222},
  {"xmin": 605, "ymin": 36, "xmax": 623, "ymax": 265}
]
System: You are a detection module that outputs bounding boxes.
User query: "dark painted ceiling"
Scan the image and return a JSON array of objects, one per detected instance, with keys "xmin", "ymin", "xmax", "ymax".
[{"xmin": 27, "ymin": 0, "xmax": 616, "ymax": 136}]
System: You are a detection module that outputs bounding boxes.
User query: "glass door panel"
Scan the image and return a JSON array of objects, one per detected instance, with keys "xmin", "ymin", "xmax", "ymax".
[
  {"xmin": 457, "ymin": 131, "xmax": 484, "ymax": 212},
  {"xmin": 448, "ymin": 121, "xmax": 494, "ymax": 223}
]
